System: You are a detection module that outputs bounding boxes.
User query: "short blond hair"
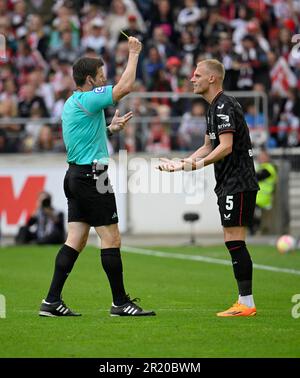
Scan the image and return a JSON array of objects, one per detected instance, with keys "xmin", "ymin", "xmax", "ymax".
[{"xmin": 198, "ymin": 59, "xmax": 225, "ymax": 81}]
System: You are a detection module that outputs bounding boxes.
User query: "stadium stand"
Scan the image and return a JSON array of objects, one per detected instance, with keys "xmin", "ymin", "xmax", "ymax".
[{"xmin": 0, "ymin": 0, "xmax": 300, "ymax": 153}]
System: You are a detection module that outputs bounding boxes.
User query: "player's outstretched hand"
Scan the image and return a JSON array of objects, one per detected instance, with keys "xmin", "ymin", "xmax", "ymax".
[
  {"xmin": 156, "ymin": 158, "xmax": 183, "ymax": 172},
  {"xmin": 109, "ymin": 109, "xmax": 133, "ymax": 133},
  {"xmin": 128, "ymin": 36, "xmax": 142, "ymax": 55}
]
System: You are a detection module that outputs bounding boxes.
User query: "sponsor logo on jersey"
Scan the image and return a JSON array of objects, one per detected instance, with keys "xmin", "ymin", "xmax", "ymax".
[
  {"xmin": 209, "ymin": 132, "xmax": 216, "ymax": 139},
  {"xmin": 248, "ymin": 149, "xmax": 253, "ymax": 157},
  {"xmin": 94, "ymin": 86, "xmax": 106, "ymax": 94},
  {"xmin": 216, "ymin": 114, "xmax": 230, "ymax": 122},
  {"xmin": 217, "ymin": 104, "xmax": 224, "ymax": 109},
  {"xmin": 218, "ymin": 123, "xmax": 231, "ymax": 130},
  {"xmin": 224, "ymin": 213, "xmax": 231, "ymax": 220}
]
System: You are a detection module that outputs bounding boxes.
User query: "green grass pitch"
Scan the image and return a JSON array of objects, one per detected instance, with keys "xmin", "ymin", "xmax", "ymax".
[{"xmin": 0, "ymin": 244, "xmax": 299, "ymax": 358}]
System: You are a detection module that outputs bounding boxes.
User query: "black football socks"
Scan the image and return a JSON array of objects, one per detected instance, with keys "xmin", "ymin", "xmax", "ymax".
[
  {"xmin": 225, "ymin": 240, "xmax": 253, "ymax": 296},
  {"xmin": 45, "ymin": 244, "xmax": 79, "ymax": 303},
  {"xmin": 101, "ymin": 248, "xmax": 127, "ymax": 306}
]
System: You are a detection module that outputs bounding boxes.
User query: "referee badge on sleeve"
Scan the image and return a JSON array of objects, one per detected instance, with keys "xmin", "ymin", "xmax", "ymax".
[{"xmin": 94, "ymin": 86, "xmax": 106, "ymax": 94}]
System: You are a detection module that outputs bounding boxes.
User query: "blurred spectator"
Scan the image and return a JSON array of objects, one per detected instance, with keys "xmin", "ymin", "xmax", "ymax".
[
  {"xmin": 216, "ymin": 33, "xmax": 240, "ymax": 90},
  {"xmin": 142, "ymin": 46, "xmax": 164, "ymax": 84},
  {"xmin": 149, "ymin": 25, "xmax": 176, "ymax": 61},
  {"xmin": 0, "ymin": 78, "xmax": 18, "ymax": 106},
  {"xmin": 275, "ymin": 27, "xmax": 293, "ymax": 61},
  {"xmin": 146, "ymin": 109, "xmax": 171, "ymax": 154},
  {"xmin": 149, "ymin": 0, "xmax": 175, "ymax": 40},
  {"xmin": 0, "ymin": 15, "xmax": 17, "ymax": 61},
  {"xmin": 235, "ymin": 34, "xmax": 269, "ymax": 90},
  {"xmin": 23, "ymin": 106, "xmax": 45, "ymax": 151},
  {"xmin": 0, "ymin": 96, "xmax": 22, "ymax": 152},
  {"xmin": 49, "ymin": 29, "xmax": 80, "ymax": 64},
  {"xmin": 49, "ymin": 4, "xmax": 80, "ymax": 51},
  {"xmin": 33, "ymin": 125, "xmax": 57, "ymax": 152},
  {"xmin": 276, "ymin": 89, "xmax": 300, "ymax": 147},
  {"xmin": 244, "ymin": 102, "xmax": 267, "ymax": 146},
  {"xmin": 147, "ymin": 69, "xmax": 172, "ymax": 108},
  {"xmin": 11, "ymin": 0, "xmax": 27, "ymax": 37},
  {"xmin": 177, "ymin": 0, "xmax": 202, "ymax": 30},
  {"xmin": 178, "ymin": 30, "xmax": 199, "ymax": 77},
  {"xmin": 178, "ymin": 99, "xmax": 207, "ymax": 151},
  {"xmin": 18, "ymin": 83, "xmax": 49, "ymax": 118},
  {"xmin": 203, "ymin": 7, "xmax": 231, "ymax": 44},
  {"xmin": 49, "ymin": 58, "xmax": 73, "ymax": 96},
  {"xmin": 230, "ymin": 4, "xmax": 252, "ymax": 45},
  {"xmin": 28, "ymin": 68, "xmax": 54, "ymax": 114},
  {"xmin": 245, "ymin": 19, "xmax": 270, "ymax": 53},
  {"xmin": 250, "ymin": 148, "xmax": 277, "ymax": 235},
  {"xmin": 0, "ymin": 129, "xmax": 9, "ymax": 152},
  {"xmin": 106, "ymin": 0, "xmax": 144, "ymax": 50},
  {"xmin": 165, "ymin": 56, "xmax": 184, "ymax": 93},
  {"xmin": 15, "ymin": 191, "xmax": 65, "ymax": 245},
  {"xmin": 26, "ymin": 0, "xmax": 53, "ymax": 25},
  {"xmin": 117, "ymin": 14, "xmax": 145, "ymax": 44},
  {"xmin": 27, "ymin": 14, "xmax": 49, "ymax": 59},
  {"xmin": 81, "ymin": 17, "xmax": 107, "ymax": 55},
  {"xmin": 15, "ymin": 40, "xmax": 47, "ymax": 85}
]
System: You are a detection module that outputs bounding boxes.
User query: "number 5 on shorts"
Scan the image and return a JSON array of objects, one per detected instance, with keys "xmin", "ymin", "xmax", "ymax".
[{"xmin": 226, "ymin": 195, "xmax": 233, "ymax": 210}]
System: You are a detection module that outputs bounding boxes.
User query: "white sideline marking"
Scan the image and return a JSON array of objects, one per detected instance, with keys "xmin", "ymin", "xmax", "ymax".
[{"xmin": 122, "ymin": 246, "xmax": 300, "ymax": 276}]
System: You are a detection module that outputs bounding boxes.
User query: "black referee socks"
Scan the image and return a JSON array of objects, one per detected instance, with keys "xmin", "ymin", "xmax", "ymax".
[
  {"xmin": 225, "ymin": 240, "xmax": 253, "ymax": 296},
  {"xmin": 101, "ymin": 248, "xmax": 127, "ymax": 306},
  {"xmin": 45, "ymin": 244, "xmax": 79, "ymax": 303}
]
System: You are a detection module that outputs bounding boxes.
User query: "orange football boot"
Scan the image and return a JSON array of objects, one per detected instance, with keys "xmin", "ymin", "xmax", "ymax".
[{"xmin": 217, "ymin": 302, "xmax": 257, "ymax": 317}]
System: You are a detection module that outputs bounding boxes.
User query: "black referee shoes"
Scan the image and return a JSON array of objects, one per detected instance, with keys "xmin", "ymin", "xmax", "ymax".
[
  {"xmin": 39, "ymin": 296, "xmax": 156, "ymax": 317},
  {"xmin": 39, "ymin": 299, "xmax": 81, "ymax": 317},
  {"xmin": 110, "ymin": 295, "xmax": 156, "ymax": 317}
]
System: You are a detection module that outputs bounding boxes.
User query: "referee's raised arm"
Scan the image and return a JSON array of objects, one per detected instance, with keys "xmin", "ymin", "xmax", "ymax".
[{"xmin": 112, "ymin": 37, "xmax": 142, "ymax": 102}]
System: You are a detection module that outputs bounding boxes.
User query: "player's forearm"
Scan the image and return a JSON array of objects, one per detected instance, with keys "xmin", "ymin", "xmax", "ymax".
[
  {"xmin": 203, "ymin": 144, "xmax": 232, "ymax": 167},
  {"xmin": 188, "ymin": 145, "xmax": 212, "ymax": 160}
]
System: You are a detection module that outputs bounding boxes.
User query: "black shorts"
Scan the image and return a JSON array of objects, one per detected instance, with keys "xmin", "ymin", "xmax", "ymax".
[
  {"xmin": 217, "ymin": 191, "xmax": 257, "ymax": 227},
  {"xmin": 63, "ymin": 164, "xmax": 119, "ymax": 227}
]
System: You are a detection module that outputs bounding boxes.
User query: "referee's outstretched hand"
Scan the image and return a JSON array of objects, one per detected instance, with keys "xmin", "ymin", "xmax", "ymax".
[{"xmin": 109, "ymin": 109, "xmax": 133, "ymax": 134}]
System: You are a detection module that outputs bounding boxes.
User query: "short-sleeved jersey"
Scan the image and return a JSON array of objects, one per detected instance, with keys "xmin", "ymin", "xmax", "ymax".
[
  {"xmin": 62, "ymin": 85, "xmax": 115, "ymax": 165},
  {"xmin": 206, "ymin": 91, "xmax": 259, "ymax": 197}
]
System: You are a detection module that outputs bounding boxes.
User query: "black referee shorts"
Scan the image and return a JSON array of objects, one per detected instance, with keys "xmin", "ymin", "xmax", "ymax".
[
  {"xmin": 217, "ymin": 191, "xmax": 257, "ymax": 228},
  {"xmin": 63, "ymin": 164, "xmax": 119, "ymax": 227}
]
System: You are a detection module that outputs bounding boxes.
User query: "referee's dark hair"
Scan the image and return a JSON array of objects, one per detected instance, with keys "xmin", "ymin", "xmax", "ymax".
[{"xmin": 72, "ymin": 57, "xmax": 104, "ymax": 86}]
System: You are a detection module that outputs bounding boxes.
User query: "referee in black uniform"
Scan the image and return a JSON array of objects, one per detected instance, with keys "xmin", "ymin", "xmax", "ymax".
[
  {"xmin": 158, "ymin": 59, "xmax": 259, "ymax": 317},
  {"xmin": 39, "ymin": 37, "xmax": 155, "ymax": 317}
]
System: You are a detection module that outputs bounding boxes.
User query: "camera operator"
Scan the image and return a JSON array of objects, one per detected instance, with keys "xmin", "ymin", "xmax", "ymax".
[{"xmin": 15, "ymin": 192, "xmax": 65, "ymax": 245}]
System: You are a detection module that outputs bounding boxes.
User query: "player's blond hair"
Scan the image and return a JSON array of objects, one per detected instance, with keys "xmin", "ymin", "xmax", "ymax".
[{"xmin": 198, "ymin": 59, "xmax": 225, "ymax": 81}]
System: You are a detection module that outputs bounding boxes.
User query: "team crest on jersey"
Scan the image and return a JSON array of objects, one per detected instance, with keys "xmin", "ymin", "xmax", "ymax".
[{"xmin": 94, "ymin": 86, "xmax": 106, "ymax": 94}]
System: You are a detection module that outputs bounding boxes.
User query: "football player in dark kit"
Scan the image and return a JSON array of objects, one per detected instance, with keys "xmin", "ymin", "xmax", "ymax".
[
  {"xmin": 39, "ymin": 36, "xmax": 155, "ymax": 318},
  {"xmin": 158, "ymin": 59, "xmax": 259, "ymax": 317}
]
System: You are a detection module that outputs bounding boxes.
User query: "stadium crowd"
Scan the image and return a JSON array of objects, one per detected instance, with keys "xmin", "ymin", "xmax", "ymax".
[{"xmin": 1, "ymin": 0, "xmax": 300, "ymax": 154}]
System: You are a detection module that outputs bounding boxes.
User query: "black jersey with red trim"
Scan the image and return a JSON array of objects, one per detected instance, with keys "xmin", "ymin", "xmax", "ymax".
[{"xmin": 206, "ymin": 91, "xmax": 259, "ymax": 197}]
